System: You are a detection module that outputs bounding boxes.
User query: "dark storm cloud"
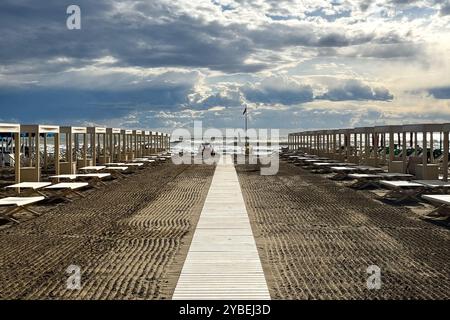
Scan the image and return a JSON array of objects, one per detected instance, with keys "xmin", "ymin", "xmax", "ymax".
[
  {"xmin": 0, "ymin": 0, "xmax": 413, "ymax": 75},
  {"xmin": 317, "ymin": 80, "xmax": 394, "ymax": 101},
  {"xmin": 243, "ymin": 85, "xmax": 314, "ymax": 105},
  {"xmin": 0, "ymin": 0, "xmax": 265, "ymax": 73},
  {"xmin": 441, "ymin": 2, "xmax": 450, "ymax": 15},
  {"xmin": 0, "ymin": 85, "xmax": 190, "ymax": 124},
  {"xmin": 428, "ymin": 86, "xmax": 450, "ymax": 99}
]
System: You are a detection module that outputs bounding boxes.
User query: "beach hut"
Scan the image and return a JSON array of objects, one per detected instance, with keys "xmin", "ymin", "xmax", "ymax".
[
  {"xmin": 60, "ymin": 126, "xmax": 87, "ymax": 174},
  {"xmin": 142, "ymin": 131, "xmax": 150, "ymax": 156},
  {"xmin": 132, "ymin": 130, "xmax": 142, "ymax": 158},
  {"xmin": 106, "ymin": 128, "xmax": 121, "ymax": 163},
  {"xmin": 86, "ymin": 127, "xmax": 107, "ymax": 165},
  {"xmin": 402, "ymin": 123, "xmax": 443, "ymax": 179},
  {"xmin": 121, "ymin": 129, "xmax": 133, "ymax": 161},
  {"xmin": 373, "ymin": 125, "xmax": 403, "ymax": 172},
  {"xmin": 155, "ymin": 132, "xmax": 162, "ymax": 152},
  {"xmin": 0, "ymin": 123, "xmax": 21, "ymax": 184},
  {"xmin": 166, "ymin": 133, "xmax": 171, "ymax": 152},
  {"xmin": 20, "ymin": 125, "xmax": 60, "ymax": 182},
  {"xmin": 442, "ymin": 123, "xmax": 449, "ymax": 182}
]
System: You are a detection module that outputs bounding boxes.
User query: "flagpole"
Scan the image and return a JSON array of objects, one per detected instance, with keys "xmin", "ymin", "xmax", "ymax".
[{"xmin": 244, "ymin": 105, "xmax": 249, "ymax": 156}]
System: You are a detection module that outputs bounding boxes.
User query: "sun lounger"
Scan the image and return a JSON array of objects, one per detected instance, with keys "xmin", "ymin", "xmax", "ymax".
[
  {"xmin": 379, "ymin": 180, "xmax": 426, "ymax": 203},
  {"xmin": 133, "ymin": 158, "xmax": 156, "ymax": 164},
  {"xmin": 348, "ymin": 173, "xmax": 384, "ymax": 189},
  {"xmin": 43, "ymin": 182, "xmax": 89, "ymax": 201},
  {"xmin": 50, "ymin": 173, "xmax": 111, "ymax": 188},
  {"xmin": 353, "ymin": 166, "xmax": 385, "ymax": 173},
  {"xmin": 50, "ymin": 173, "xmax": 111, "ymax": 183},
  {"xmin": 378, "ymin": 173, "xmax": 414, "ymax": 180},
  {"xmin": 422, "ymin": 195, "xmax": 450, "ymax": 217},
  {"xmin": 49, "ymin": 174, "xmax": 78, "ymax": 180},
  {"xmin": 311, "ymin": 162, "xmax": 351, "ymax": 173},
  {"xmin": 0, "ymin": 196, "xmax": 45, "ymax": 223},
  {"xmin": 103, "ymin": 166, "xmax": 130, "ymax": 179},
  {"xmin": 80, "ymin": 166, "xmax": 106, "ymax": 172},
  {"xmin": 413, "ymin": 180, "xmax": 450, "ymax": 192},
  {"xmin": 330, "ymin": 166, "xmax": 359, "ymax": 180},
  {"xmin": 5, "ymin": 182, "xmax": 52, "ymax": 196}
]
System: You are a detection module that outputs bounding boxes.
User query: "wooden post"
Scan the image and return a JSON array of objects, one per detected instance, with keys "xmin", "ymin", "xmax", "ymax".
[
  {"xmin": 14, "ymin": 132, "xmax": 20, "ymax": 184},
  {"xmin": 422, "ymin": 131, "xmax": 428, "ymax": 178},
  {"xmin": 35, "ymin": 132, "xmax": 40, "ymax": 182},
  {"xmin": 444, "ymin": 130, "xmax": 449, "ymax": 182},
  {"xmin": 55, "ymin": 132, "xmax": 60, "ymax": 177},
  {"xmin": 68, "ymin": 131, "xmax": 73, "ymax": 174},
  {"xmin": 402, "ymin": 131, "xmax": 407, "ymax": 173}
]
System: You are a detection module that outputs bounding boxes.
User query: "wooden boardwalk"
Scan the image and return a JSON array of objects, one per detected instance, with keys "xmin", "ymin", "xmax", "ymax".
[{"xmin": 172, "ymin": 155, "xmax": 270, "ymax": 300}]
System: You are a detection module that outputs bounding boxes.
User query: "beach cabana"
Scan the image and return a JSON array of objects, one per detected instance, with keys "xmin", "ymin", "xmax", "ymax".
[
  {"xmin": 155, "ymin": 132, "xmax": 161, "ymax": 153},
  {"xmin": 373, "ymin": 125, "xmax": 404, "ymax": 172},
  {"xmin": 132, "ymin": 130, "xmax": 142, "ymax": 158},
  {"xmin": 121, "ymin": 129, "xmax": 133, "ymax": 161},
  {"xmin": 0, "ymin": 123, "xmax": 21, "ymax": 184},
  {"xmin": 402, "ymin": 123, "xmax": 443, "ymax": 180},
  {"xmin": 60, "ymin": 126, "xmax": 87, "ymax": 174},
  {"xmin": 142, "ymin": 131, "xmax": 151, "ymax": 156},
  {"xmin": 106, "ymin": 128, "xmax": 121, "ymax": 163},
  {"xmin": 87, "ymin": 127, "xmax": 107, "ymax": 165},
  {"xmin": 443, "ymin": 123, "xmax": 449, "ymax": 181},
  {"xmin": 20, "ymin": 125, "xmax": 60, "ymax": 182}
]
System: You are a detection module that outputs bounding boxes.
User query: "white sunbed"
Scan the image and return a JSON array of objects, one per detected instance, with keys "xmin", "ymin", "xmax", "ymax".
[
  {"xmin": 330, "ymin": 166, "xmax": 359, "ymax": 180},
  {"xmin": 354, "ymin": 166, "xmax": 385, "ymax": 173},
  {"xmin": 348, "ymin": 173, "xmax": 384, "ymax": 189},
  {"xmin": 44, "ymin": 182, "xmax": 89, "ymax": 201},
  {"xmin": 5, "ymin": 182, "xmax": 52, "ymax": 196},
  {"xmin": 50, "ymin": 173, "xmax": 111, "ymax": 187},
  {"xmin": 379, "ymin": 180, "xmax": 426, "ymax": 203},
  {"xmin": 0, "ymin": 196, "xmax": 45, "ymax": 223},
  {"xmin": 422, "ymin": 195, "xmax": 450, "ymax": 217},
  {"xmin": 80, "ymin": 166, "xmax": 106, "ymax": 171},
  {"xmin": 413, "ymin": 180, "xmax": 450, "ymax": 190},
  {"xmin": 378, "ymin": 173, "xmax": 414, "ymax": 179},
  {"xmin": 49, "ymin": 174, "xmax": 78, "ymax": 180}
]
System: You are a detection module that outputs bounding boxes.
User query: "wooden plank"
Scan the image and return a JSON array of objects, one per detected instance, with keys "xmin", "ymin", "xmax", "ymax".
[{"xmin": 172, "ymin": 155, "xmax": 270, "ymax": 300}]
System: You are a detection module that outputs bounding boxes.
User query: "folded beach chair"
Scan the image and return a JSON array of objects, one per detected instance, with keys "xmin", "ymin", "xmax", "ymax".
[
  {"xmin": 378, "ymin": 173, "xmax": 414, "ymax": 180},
  {"xmin": 330, "ymin": 166, "xmax": 360, "ymax": 180},
  {"xmin": 302, "ymin": 158, "xmax": 332, "ymax": 169},
  {"xmin": 43, "ymin": 182, "xmax": 89, "ymax": 201},
  {"xmin": 0, "ymin": 196, "xmax": 45, "ymax": 223},
  {"xmin": 80, "ymin": 166, "xmax": 106, "ymax": 172},
  {"xmin": 348, "ymin": 173, "xmax": 384, "ymax": 189},
  {"xmin": 378, "ymin": 180, "xmax": 426, "ymax": 203},
  {"xmin": 77, "ymin": 173, "xmax": 111, "ymax": 187},
  {"xmin": 50, "ymin": 173, "xmax": 111, "ymax": 187},
  {"xmin": 353, "ymin": 165, "xmax": 385, "ymax": 173},
  {"xmin": 422, "ymin": 195, "xmax": 450, "ymax": 217},
  {"xmin": 133, "ymin": 158, "xmax": 156, "ymax": 165},
  {"xmin": 103, "ymin": 166, "xmax": 130, "ymax": 179},
  {"xmin": 311, "ymin": 162, "xmax": 352, "ymax": 173},
  {"xmin": 5, "ymin": 182, "xmax": 52, "ymax": 196},
  {"xmin": 413, "ymin": 180, "xmax": 450, "ymax": 192}
]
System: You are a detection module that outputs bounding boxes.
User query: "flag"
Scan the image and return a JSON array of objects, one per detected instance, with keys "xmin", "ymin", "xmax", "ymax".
[{"xmin": 243, "ymin": 106, "xmax": 247, "ymax": 115}]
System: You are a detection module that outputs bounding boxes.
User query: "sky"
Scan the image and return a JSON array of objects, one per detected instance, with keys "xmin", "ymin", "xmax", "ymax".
[{"xmin": 0, "ymin": 0, "xmax": 450, "ymax": 132}]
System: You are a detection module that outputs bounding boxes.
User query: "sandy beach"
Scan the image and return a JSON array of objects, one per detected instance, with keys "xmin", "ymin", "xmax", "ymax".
[
  {"xmin": 0, "ymin": 158, "xmax": 448, "ymax": 300},
  {"xmin": 0, "ymin": 162, "xmax": 214, "ymax": 299},
  {"xmin": 237, "ymin": 161, "xmax": 450, "ymax": 299}
]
